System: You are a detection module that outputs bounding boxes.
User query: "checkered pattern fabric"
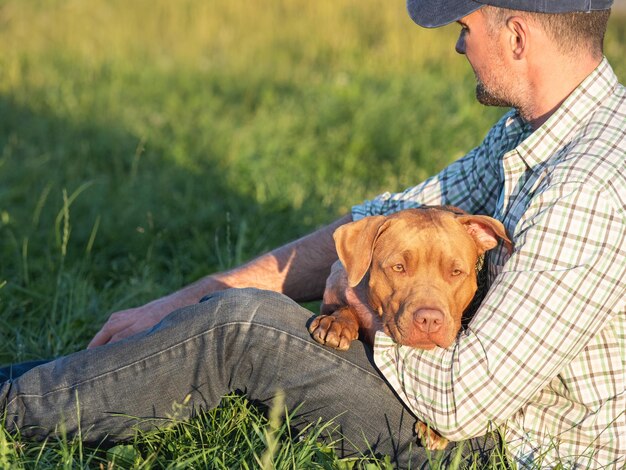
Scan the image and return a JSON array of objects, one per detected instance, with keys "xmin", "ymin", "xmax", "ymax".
[{"xmin": 352, "ymin": 58, "xmax": 625, "ymax": 469}]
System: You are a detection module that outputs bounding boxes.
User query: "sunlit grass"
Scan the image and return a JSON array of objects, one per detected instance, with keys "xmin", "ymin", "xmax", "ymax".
[{"xmin": 0, "ymin": 0, "xmax": 624, "ymax": 467}]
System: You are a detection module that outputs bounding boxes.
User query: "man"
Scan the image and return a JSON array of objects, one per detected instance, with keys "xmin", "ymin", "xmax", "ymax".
[{"xmin": 1, "ymin": 0, "xmax": 624, "ymax": 468}]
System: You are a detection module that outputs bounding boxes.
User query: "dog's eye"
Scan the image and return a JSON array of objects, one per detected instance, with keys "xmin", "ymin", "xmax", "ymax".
[
  {"xmin": 452, "ymin": 269, "xmax": 463, "ymax": 276},
  {"xmin": 392, "ymin": 264, "xmax": 405, "ymax": 273}
]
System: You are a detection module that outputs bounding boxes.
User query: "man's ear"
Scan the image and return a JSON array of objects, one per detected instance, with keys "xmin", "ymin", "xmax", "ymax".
[
  {"xmin": 506, "ymin": 16, "xmax": 529, "ymax": 60},
  {"xmin": 456, "ymin": 215, "xmax": 513, "ymax": 255},
  {"xmin": 333, "ymin": 216, "xmax": 389, "ymax": 287}
]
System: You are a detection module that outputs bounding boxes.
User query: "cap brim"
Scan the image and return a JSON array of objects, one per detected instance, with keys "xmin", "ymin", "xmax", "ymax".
[{"xmin": 407, "ymin": 0, "xmax": 483, "ymax": 28}]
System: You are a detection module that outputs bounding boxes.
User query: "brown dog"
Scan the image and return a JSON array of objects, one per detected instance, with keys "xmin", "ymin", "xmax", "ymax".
[{"xmin": 308, "ymin": 206, "xmax": 512, "ymax": 449}]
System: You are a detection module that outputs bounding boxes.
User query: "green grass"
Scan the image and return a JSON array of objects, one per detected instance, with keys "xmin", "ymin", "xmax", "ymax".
[{"xmin": 0, "ymin": 0, "xmax": 624, "ymax": 467}]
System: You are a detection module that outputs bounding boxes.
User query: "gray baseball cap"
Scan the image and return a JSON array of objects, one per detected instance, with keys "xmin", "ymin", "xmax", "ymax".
[{"xmin": 407, "ymin": 0, "xmax": 614, "ymax": 28}]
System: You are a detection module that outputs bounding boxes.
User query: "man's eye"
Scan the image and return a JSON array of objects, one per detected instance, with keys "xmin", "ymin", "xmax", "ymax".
[{"xmin": 392, "ymin": 264, "xmax": 405, "ymax": 273}]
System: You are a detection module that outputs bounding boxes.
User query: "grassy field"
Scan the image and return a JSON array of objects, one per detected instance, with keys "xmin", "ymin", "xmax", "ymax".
[{"xmin": 0, "ymin": 0, "xmax": 624, "ymax": 467}]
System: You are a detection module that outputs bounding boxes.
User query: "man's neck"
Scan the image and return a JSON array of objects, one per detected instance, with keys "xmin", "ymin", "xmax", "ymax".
[{"xmin": 522, "ymin": 55, "xmax": 602, "ymax": 130}]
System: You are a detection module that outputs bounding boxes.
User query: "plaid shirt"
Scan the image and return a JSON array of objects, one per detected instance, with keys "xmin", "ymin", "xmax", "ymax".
[{"xmin": 352, "ymin": 58, "xmax": 625, "ymax": 469}]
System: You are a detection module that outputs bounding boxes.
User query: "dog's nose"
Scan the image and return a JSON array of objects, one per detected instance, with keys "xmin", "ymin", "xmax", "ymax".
[{"xmin": 413, "ymin": 309, "xmax": 444, "ymax": 334}]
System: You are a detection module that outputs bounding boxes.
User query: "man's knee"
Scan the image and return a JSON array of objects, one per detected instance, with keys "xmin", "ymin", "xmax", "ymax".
[
  {"xmin": 199, "ymin": 287, "xmax": 286, "ymax": 307},
  {"xmin": 195, "ymin": 287, "xmax": 312, "ymax": 331}
]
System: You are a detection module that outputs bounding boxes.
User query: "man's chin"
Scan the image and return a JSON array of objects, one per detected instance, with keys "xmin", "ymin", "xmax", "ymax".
[{"xmin": 476, "ymin": 83, "xmax": 511, "ymax": 108}]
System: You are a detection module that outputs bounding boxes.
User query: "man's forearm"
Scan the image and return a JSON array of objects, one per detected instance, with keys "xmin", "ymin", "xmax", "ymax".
[
  {"xmin": 88, "ymin": 214, "xmax": 353, "ymax": 348},
  {"xmin": 164, "ymin": 214, "xmax": 352, "ymax": 307}
]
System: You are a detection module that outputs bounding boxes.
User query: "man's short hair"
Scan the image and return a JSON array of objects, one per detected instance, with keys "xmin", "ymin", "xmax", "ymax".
[{"xmin": 484, "ymin": 6, "xmax": 610, "ymax": 58}]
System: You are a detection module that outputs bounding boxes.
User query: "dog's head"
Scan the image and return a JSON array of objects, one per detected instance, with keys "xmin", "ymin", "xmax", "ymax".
[{"xmin": 333, "ymin": 207, "xmax": 512, "ymax": 349}]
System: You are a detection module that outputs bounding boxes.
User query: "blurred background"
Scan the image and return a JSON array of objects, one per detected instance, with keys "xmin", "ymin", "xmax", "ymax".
[{"xmin": 0, "ymin": 0, "xmax": 624, "ymax": 360}]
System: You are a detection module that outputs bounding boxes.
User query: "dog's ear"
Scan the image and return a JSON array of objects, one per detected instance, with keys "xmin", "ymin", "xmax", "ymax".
[
  {"xmin": 333, "ymin": 216, "xmax": 390, "ymax": 287},
  {"xmin": 456, "ymin": 215, "xmax": 513, "ymax": 255}
]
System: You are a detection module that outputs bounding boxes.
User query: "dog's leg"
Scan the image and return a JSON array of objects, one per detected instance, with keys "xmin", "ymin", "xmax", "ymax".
[
  {"xmin": 308, "ymin": 307, "xmax": 359, "ymax": 351},
  {"xmin": 415, "ymin": 421, "xmax": 449, "ymax": 450}
]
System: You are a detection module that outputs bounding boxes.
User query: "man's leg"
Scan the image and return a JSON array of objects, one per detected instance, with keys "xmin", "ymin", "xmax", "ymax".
[
  {"xmin": 0, "ymin": 360, "xmax": 51, "ymax": 382},
  {"xmin": 0, "ymin": 288, "xmax": 497, "ymax": 467}
]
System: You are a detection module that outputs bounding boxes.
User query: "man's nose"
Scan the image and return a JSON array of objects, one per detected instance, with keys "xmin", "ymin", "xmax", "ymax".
[{"xmin": 455, "ymin": 31, "xmax": 466, "ymax": 54}]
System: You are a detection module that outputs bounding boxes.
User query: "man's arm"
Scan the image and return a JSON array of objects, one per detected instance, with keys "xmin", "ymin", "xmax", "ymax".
[
  {"xmin": 89, "ymin": 111, "xmax": 514, "ymax": 348},
  {"xmin": 88, "ymin": 214, "xmax": 352, "ymax": 348}
]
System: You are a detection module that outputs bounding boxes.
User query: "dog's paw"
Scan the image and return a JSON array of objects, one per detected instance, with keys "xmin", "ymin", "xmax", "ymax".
[
  {"xmin": 308, "ymin": 308, "xmax": 359, "ymax": 351},
  {"xmin": 415, "ymin": 421, "xmax": 449, "ymax": 451}
]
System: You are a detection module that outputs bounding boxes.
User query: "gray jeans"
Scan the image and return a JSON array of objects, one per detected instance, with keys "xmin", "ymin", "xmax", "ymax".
[{"xmin": 0, "ymin": 288, "xmax": 497, "ymax": 467}]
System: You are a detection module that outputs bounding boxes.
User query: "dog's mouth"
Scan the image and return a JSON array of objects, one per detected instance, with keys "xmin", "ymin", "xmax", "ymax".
[{"xmin": 382, "ymin": 308, "xmax": 460, "ymax": 350}]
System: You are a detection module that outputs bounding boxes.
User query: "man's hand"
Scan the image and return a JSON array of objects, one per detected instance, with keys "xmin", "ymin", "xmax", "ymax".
[
  {"xmin": 320, "ymin": 260, "xmax": 383, "ymax": 346},
  {"xmin": 87, "ymin": 297, "xmax": 182, "ymax": 348},
  {"xmin": 88, "ymin": 276, "xmax": 231, "ymax": 348}
]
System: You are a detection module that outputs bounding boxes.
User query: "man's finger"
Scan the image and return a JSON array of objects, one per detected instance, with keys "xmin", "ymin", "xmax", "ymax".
[
  {"xmin": 87, "ymin": 314, "xmax": 133, "ymax": 348},
  {"xmin": 87, "ymin": 327, "xmax": 113, "ymax": 349},
  {"xmin": 108, "ymin": 330, "xmax": 135, "ymax": 345}
]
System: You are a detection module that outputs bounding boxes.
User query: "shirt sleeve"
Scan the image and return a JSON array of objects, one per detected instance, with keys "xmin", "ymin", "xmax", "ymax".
[
  {"xmin": 351, "ymin": 115, "xmax": 510, "ymax": 220},
  {"xmin": 373, "ymin": 184, "xmax": 625, "ymax": 441}
]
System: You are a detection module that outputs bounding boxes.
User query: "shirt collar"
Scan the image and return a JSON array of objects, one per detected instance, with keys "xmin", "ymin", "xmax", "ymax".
[{"xmin": 512, "ymin": 57, "xmax": 619, "ymax": 170}]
